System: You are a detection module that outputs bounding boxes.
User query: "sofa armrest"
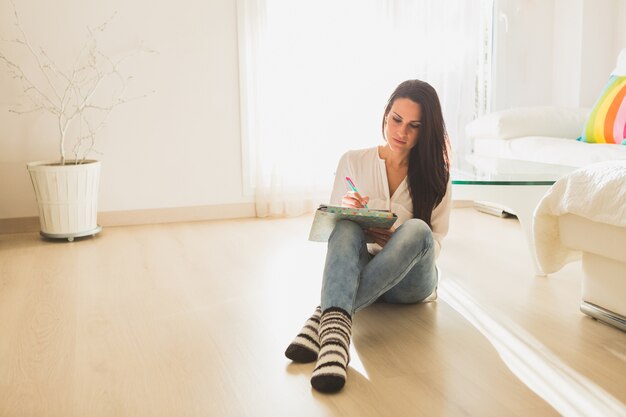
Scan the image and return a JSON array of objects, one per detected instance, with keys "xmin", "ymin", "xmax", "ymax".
[{"xmin": 466, "ymin": 107, "xmax": 590, "ymax": 140}]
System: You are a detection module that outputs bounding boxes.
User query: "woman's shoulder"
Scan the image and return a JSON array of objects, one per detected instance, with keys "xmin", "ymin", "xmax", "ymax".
[{"xmin": 340, "ymin": 146, "xmax": 379, "ymax": 163}]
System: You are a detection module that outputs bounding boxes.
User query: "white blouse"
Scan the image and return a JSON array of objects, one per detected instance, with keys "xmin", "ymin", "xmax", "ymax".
[{"xmin": 329, "ymin": 147, "xmax": 452, "ymax": 258}]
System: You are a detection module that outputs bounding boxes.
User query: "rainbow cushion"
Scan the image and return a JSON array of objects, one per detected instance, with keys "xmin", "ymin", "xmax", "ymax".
[{"xmin": 579, "ymin": 75, "xmax": 626, "ymax": 145}]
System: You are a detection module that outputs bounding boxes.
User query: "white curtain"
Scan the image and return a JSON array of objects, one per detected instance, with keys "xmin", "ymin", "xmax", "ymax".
[{"xmin": 237, "ymin": 0, "xmax": 492, "ymax": 217}]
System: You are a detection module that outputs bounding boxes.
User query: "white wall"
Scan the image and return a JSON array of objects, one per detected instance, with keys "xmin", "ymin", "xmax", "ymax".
[
  {"xmin": 619, "ymin": 1, "xmax": 626, "ymax": 53},
  {"xmin": 493, "ymin": 0, "xmax": 625, "ymax": 110},
  {"xmin": 0, "ymin": 0, "xmax": 247, "ymax": 220},
  {"xmin": 492, "ymin": 0, "xmax": 556, "ymax": 110},
  {"xmin": 2, "ymin": 0, "xmax": 625, "ymax": 222},
  {"xmin": 551, "ymin": 0, "xmax": 583, "ymax": 108},
  {"xmin": 579, "ymin": 0, "xmax": 621, "ymax": 107}
]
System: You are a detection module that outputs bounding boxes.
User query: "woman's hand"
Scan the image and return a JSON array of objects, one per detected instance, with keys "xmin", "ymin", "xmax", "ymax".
[
  {"xmin": 341, "ymin": 191, "xmax": 369, "ymax": 208},
  {"xmin": 366, "ymin": 227, "xmax": 394, "ymax": 247}
]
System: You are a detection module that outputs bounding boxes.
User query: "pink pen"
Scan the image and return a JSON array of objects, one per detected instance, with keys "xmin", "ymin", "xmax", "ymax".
[{"xmin": 345, "ymin": 176, "xmax": 368, "ymax": 208}]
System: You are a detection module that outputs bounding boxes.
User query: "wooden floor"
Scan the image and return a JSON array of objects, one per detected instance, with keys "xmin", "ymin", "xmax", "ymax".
[{"xmin": 0, "ymin": 208, "xmax": 625, "ymax": 417}]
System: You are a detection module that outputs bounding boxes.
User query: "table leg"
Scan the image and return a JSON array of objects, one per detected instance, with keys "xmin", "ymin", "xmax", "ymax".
[{"xmin": 507, "ymin": 197, "xmax": 547, "ymax": 277}]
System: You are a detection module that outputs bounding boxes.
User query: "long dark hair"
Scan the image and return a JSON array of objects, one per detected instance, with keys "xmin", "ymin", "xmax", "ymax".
[{"xmin": 381, "ymin": 80, "xmax": 450, "ymax": 227}]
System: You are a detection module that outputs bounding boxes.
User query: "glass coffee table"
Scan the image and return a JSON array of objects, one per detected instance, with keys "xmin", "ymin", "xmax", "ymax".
[{"xmin": 452, "ymin": 155, "xmax": 577, "ymax": 276}]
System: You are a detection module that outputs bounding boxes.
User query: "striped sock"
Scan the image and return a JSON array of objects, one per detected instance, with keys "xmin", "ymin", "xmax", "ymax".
[
  {"xmin": 284, "ymin": 306, "xmax": 321, "ymax": 363},
  {"xmin": 310, "ymin": 307, "xmax": 352, "ymax": 393}
]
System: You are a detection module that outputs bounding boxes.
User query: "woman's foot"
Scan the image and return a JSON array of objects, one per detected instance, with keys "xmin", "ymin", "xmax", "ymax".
[
  {"xmin": 310, "ymin": 307, "xmax": 352, "ymax": 393},
  {"xmin": 284, "ymin": 306, "xmax": 321, "ymax": 363}
]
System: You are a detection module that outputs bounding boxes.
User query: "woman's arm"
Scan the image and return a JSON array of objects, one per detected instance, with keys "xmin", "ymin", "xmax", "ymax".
[
  {"xmin": 329, "ymin": 152, "xmax": 369, "ymax": 208},
  {"xmin": 329, "ymin": 153, "xmax": 350, "ymax": 206},
  {"xmin": 430, "ymin": 180, "xmax": 452, "ymax": 258}
]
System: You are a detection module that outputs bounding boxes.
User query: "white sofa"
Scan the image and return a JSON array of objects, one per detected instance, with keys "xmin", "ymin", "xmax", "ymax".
[
  {"xmin": 465, "ymin": 48, "xmax": 626, "ymax": 331},
  {"xmin": 467, "ymin": 48, "xmax": 626, "ymax": 168},
  {"xmin": 466, "ymin": 107, "xmax": 626, "ymax": 331},
  {"xmin": 466, "ymin": 106, "xmax": 626, "ymax": 167},
  {"xmin": 534, "ymin": 161, "xmax": 626, "ymax": 332}
]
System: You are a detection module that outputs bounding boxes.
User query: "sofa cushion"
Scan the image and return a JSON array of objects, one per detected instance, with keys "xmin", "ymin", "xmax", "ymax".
[
  {"xmin": 473, "ymin": 136, "xmax": 626, "ymax": 167},
  {"xmin": 466, "ymin": 107, "xmax": 589, "ymax": 141},
  {"xmin": 579, "ymin": 75, "xmax": 626, "ymax": 145}
]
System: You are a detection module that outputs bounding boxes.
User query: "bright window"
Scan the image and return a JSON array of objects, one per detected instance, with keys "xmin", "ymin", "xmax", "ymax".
[{"xmin": 238, "ymin": 0, "xmax": 493, "ymax": 216}]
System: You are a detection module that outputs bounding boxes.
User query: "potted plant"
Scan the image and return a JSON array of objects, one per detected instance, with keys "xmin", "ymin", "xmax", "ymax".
[{"xmin": 0, "ymin": 6, "xmax": 153, "ymax": 241}]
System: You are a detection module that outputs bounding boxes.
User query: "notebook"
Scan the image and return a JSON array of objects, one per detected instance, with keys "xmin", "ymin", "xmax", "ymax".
[{"xmin": 308, "ymin": 205, "xmax": 398, "ymax": 242}]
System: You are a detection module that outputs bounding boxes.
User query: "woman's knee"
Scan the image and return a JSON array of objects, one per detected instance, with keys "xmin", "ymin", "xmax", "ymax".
[
  {"xmin": 394, "ymin": 218, "xmax": 434, "ymax": 252},
  {"xmin": 400, "ymin": 218, "xmax": 430, "ymax": 235}
]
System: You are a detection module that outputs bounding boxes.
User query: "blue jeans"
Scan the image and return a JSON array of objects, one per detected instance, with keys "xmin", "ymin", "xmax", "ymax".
[{"xmin": 320, "ymin": 219, "xmax": 437, "ymax": 315}]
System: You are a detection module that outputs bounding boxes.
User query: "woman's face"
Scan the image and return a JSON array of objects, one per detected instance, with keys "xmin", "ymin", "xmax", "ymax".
[{"xmin": 384, "ymin": 97, "xmax": 422, "ymax": 153}]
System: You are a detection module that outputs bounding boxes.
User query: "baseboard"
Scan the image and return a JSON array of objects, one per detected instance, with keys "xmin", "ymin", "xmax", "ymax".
[
  {"xmin": 98, "ymin": 203, "xmax": 257, "ymax": 227},
  {"xmin": 1, "ymin": 200, "xmax": 473, "ymax": 234},
  {"xmin": 0, "ymin": 216, "xmax": 41, "ymax": 234},
  {"xmin": 0, "ymin": 202, "xmax": 257, "ymax": 234}
]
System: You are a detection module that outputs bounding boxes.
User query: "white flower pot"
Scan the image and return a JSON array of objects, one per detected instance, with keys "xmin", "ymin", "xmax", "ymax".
[{"xmin": 26, "ymin": 160, "xmax": 102, "ymax": 241}]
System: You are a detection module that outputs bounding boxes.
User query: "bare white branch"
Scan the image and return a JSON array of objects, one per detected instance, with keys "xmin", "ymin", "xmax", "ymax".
[
  {"xmin": 0, "ymin": 52, "xmax": 59, "ymax": 109},
  {"xmin": 0, "ymin": 3, "xmax": 154, "ymax": 165},
  {"xmin": 11, "ymin": 5, "xmax": 63, "ymax": 102},
  {"xmin": 90, "ymin": 12, "xmax": 118, "ymax": 34}
]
